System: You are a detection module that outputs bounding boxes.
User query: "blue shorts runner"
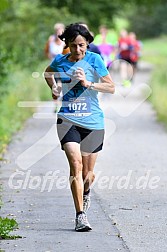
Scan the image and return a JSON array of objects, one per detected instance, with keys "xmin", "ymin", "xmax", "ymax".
[{"xmin": 57, "ymin": 117, "xmax": 104, "ymax": 153}]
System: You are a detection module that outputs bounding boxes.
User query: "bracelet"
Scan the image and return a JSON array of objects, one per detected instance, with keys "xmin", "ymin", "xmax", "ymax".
[{"xmin": 89, "ymin": 82, "xmax": 95, "ymax": 90}]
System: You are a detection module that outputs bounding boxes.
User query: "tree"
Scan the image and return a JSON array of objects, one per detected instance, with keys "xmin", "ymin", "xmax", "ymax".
[
  {"xmin": 39, "ymin": 0, "xmax": 167, "ymax": 36},
  {"xmin": 128, "ymin": 2, "xmax": 167, "ymax": 38},
  {"xmin": 39, "ymin": 0, "xmax": 121, "ymax": 31}
]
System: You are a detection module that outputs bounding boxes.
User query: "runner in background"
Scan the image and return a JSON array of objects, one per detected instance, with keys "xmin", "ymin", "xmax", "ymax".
[
  {"xmin": 44, "ymin": 23, "xmax": 65, "ymax": 60},
  {"xmin": 128, "ymin": 32, "xmax": 141, "ymax": 75},
  {"xmin": 116, "ymin": 29, "xmax": 141, "ymax": 87},
  {"xmin": 94, "ymin": 25, "xmax": 118, "ymax": 68},
  {"xmin": 116, "ymin": 29, "xmax": 132, "ymax": 87}
]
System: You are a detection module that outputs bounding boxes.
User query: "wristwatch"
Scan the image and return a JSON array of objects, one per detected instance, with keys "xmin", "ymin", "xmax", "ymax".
[{"xmin": 89, "ymin": 82, "xmax": 95, "ymax": 90}]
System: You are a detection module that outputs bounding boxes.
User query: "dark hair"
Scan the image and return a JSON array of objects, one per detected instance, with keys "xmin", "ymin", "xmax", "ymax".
[{"xmin": 59, "ymin": 23, "xmax": 94, "ymax": 48}]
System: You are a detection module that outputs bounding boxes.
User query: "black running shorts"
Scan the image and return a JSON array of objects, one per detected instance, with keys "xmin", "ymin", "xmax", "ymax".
[{"xmin": 57, "ymin": 117, "xmax": 104, "ymax": 153}]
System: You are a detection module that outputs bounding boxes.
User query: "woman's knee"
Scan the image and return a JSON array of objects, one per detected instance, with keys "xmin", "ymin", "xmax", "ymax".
[
  {"xmin": 83, "ymin": 171, "xmax": 95, "ymax": 183},
  {"xmin": 69, "ymin": 158, "xmax": 83, "ymax": 176}
]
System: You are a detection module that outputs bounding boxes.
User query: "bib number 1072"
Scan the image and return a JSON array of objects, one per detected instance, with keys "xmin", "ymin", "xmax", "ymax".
[
  {"xmin": 68, "ymin": 102, "xmax": 87, "ymax": 112},
  {"xmin": 64, "ymin": 97, "xmax": 91, "ymax": 116}
]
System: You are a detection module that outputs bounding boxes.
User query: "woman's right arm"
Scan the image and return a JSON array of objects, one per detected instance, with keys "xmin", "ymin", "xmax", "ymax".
[
  {"xmin": 44, "ymin": 65, "xmax": 56, "ymax": 89},
  {"xmin": 44, "ymin": 66, "xmax": 61, "ymax": 100}
]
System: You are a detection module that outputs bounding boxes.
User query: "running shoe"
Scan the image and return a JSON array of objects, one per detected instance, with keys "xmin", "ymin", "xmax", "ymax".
[
  {"xmin": 75, "ymin": 212, "xmax": 92, "ymax": 232},
  {"xmin": 83, "ymin": 192, "xmax": 91, "ymax": 212}
]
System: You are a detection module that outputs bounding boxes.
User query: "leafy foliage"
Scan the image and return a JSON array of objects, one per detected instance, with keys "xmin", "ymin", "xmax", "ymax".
[
  {"xmin": 0, "ymin": 0, "xmax": 78, "ymax": 70},
  {"xmin": 39, "ymin": 0, "xmax": 167, "ymax": 36},
  {"xmin": 0, "ymin": 62, "xmax": 50, "ymax": 155},
  {"xmin": 39, "ymin": 0, "xmax": 121, "ymax": 31},
  {"xmin": 128, "ymin": 2, "xmax": 167, "ymax": 38},
  {"xmin": 0, "ymin": 45, "xmax": 13, "ymax": 89},
  {"xmin": 0, "ymin": 217, "xmax": 21, "ymax": 239}
]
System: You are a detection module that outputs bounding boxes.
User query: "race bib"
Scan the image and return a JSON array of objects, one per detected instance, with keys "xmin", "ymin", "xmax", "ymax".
[{"xmin": 63, "ymin": 97, "xmax": 91, "ymax": 117}]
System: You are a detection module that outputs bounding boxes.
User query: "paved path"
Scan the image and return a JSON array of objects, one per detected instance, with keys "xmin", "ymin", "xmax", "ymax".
[{"xmin": 1, "ymin": 62, "xmax": 167, "ymax": 251}]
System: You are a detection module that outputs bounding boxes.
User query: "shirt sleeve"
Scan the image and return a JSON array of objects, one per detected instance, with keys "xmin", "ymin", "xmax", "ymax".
[
  {"xmin": 93, "ymin": 54, "xmax": 109, "ymax": 77},
  {"xmin": 50, "ymin": 54, "xmax": 62, "ymax": 71}
]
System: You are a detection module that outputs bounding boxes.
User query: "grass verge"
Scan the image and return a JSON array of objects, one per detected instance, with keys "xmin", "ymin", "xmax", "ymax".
[
  {"xmin": 142, "ymin": 35, "xmax": 167, "ymax": 126},
  {"xmin": 0, "ymin": 61, "xmax": 50, "ymax": 157}
]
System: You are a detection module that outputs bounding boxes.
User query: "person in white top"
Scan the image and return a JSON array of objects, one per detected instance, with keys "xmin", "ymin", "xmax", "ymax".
[{"xmin": 45, "ymin": 23, "xmax": 65, "ymax": 60}]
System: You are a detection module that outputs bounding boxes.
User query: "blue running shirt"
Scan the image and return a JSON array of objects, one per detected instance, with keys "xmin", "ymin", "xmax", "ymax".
[{"xmin": 50, "ymin": 51, "xmax": 109, "ymax": 130}]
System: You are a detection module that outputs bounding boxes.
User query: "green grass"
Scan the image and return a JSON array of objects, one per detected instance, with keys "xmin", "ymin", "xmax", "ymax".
[
  {"xmin": 0, "ymin": 217, "xmax": 21, "ymax": 239},
  {"xmin": 142, "ymin": 35, "xmax": 167, "ymax": 126},
  {"xmin": 142, "ymin": 35, "xmax": 167, "ymax": 65},
  {"xmin": 0, "ymin": 61, "xmax": 50, "ymax": 156},
  {"xmin": 0, "ymin": 186, "xmax": 20, "ymax": 239}
]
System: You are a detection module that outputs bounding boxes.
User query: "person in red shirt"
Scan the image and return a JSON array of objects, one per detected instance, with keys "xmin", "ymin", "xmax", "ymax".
[
  {"xmin": 116, "ymin": 29, "xmax": 132, "ymax": 86},
  {"xmin": 116, "ymin": 30, "xmax": 141, "ymax": 87},
  {"xmin": 128, "ymin": 32, "xmax": 141, "ymax": 70},
  {"xmin": 117, "ymin": 29, "xmax": 131, "ymax": 62}
]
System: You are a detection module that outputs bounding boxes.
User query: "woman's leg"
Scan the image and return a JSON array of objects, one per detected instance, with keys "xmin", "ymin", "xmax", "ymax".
[
  {"xmin": 81, "ymin": 152, "xmax": 98, "ymax": 212},
  {"xmin": 82, "ymin": 152, "xmax": 98, "ymax": 192},
  {"xmin": 63, "ymin": 142, "xmax": 84, "ymax": 213}
]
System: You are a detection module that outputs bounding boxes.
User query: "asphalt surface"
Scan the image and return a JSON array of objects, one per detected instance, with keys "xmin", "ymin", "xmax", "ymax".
[{"xmin": 1, "ymin": 62, "xmax": 167, "ymax": 251}]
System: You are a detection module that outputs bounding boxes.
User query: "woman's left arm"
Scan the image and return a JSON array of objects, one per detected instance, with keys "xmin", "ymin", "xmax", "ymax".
[
  {"xmin": 75, "ymin": 67, "xmax": 115, "ymax": 94},
  {"xmin": 89, "ymin": 74, "xmax": 115, "ymax": 94}
]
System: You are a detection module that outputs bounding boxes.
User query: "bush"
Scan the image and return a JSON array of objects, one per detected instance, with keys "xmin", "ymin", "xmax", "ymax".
[
  {"xmin": 0, "ymin": 217, "xmax": 21, "ymax": 239},
  {"xmin": 0, "ymin": 62, "xmax": 50, "ymax": 155},
  {"xmin": 128, "ymin": 3, "xmax": 167, "ymax": 38}
]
